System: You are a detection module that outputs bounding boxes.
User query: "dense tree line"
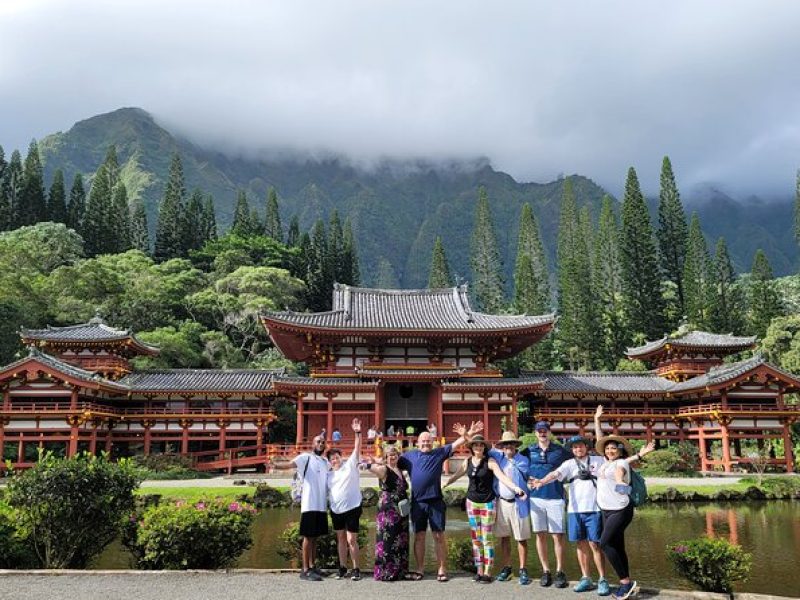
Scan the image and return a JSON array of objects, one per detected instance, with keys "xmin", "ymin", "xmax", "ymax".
[{"xmin": 430, "ymin": 159, "xmax": 792, "ymax": 372}]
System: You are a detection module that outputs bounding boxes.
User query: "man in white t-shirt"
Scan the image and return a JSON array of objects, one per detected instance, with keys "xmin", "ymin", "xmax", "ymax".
[
  {"xmin": 290, "ymin": 434, "xmax": 330, "ymax": 581},
  {"xmin": 533, "ymin": 435, "xmax": 610, "ymax": 595},
  {"xmin": 327, "ymin": 418, "xmax": 364, "ymax": 581}
]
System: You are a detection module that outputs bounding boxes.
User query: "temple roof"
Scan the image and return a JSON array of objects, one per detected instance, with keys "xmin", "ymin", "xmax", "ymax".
[
  {"xmin": 264, "ymin": 284, "xmax": 555, "ymax": 332},
  {"xmin": 120, "ymin": 369, "xmax": 284, "ymax": 392},
  {"xmin": 0, "ymin": 349, "xmax": 128, "ymax": 391},
  {"xmin": 626, "ymin": 331, "xmax": 756, "ymax": 359},
  {"xmin": 524, "ymin": 370, "xmax": 673, "ymax": 393},
  {"xmin": 21, "ymin": 317, "xmax": 159, "ymax": 355}
]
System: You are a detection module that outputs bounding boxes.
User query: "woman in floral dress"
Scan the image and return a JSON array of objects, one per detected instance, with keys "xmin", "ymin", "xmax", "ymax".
[{"xmin": 366, "ymin": 444, "xmax": 409, "ymax": 581}]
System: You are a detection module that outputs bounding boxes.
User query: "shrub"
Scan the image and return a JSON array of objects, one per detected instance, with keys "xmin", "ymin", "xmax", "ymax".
[
  {"xmin": 447, "ymin": 538, "xmax": 476, "ymax": 573},
  {"xmin": 123, "ymin": 499, "xmax": 256, "ymax": 569},
  {"xmin": 132, "ymin": 454, "xmax": 212, "ymax": 480},
  {"xmin": 6, "ymin": 452, "xmax": 140, "ymax": 568},
  {"xmin": 638, "ymin": 449, "xmax": 694, "ymax": 476},
  {"xmin": 0, "ymin": 501, "xmax": 36, "ymax": 568},
  {"xmin": 667, "ymin": 537, "xmax": 751, "ymax": 593},
  {"xmin": 740, "ymin": 475, "xmax": 800, "ymax": 496},
  {"xmin": 277, "ymin": 517, "xmax": 367, "ymax": 568}
]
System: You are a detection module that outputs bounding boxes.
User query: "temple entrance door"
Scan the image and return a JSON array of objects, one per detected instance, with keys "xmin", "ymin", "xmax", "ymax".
[{"xmin": 384, "ymin": 383, "xmax": 430, "ymax": 440}]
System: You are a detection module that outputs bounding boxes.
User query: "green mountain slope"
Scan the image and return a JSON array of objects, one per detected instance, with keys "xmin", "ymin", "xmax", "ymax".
[{"xmin": 34, "ymin": 107, "xmax": 797, "ymax": 287}]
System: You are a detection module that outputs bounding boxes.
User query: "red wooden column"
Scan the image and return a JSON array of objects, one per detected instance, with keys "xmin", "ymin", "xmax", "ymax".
[
  {"xmin": 17, "ymin": 434, "xmax": 24, "ymax": 463},
  {"xmin": 482, "ymin": 393, "xmax": 490, "ymax": 434},
  {"xmin": 180, "ymin": 419, "xmax": 191, "ymax": 455},
  {"xmin": 782, "ymin": 420, "xmax": 795, "ymax": 473},
  {"xmin": 218, "ymin": 420, "xmax": 228, "ymax": 454},
  {"xmin": 326, "ymin": 393, "xmax": 335, "ymax": 438},
  {"xmin": 720, "ymin": 420, "xmax": 733, "ymax": 473},
  {"xmin": 89, "ymin": 422, "xmax": 98, "ymax": 454},
  {"xmin": 296, "ymin": 392, "xmax": 305, "ymax": 445},
  {"xmin": 67, "ymin": 416, "xmax": 79, "ymax": 457},
  {"xmin": 143, "ymin": 421, "xmax": 153, "ymax": 455},
  {"xmin": 256, "ymin": 421, "xmax": 264, "ymax": 455},
  {"xmin": 698, "ymin": 427, "xmax": 708, "ymax": 471},
  {"xmin": 375, "ymin": 385, "xmax": 385, "ymax": 435},
  {"xmin": 510, "ymin": 393, "xmax": 519, "ymax": 435}
]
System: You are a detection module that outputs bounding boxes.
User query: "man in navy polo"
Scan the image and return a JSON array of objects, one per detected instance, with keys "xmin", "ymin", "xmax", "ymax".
[{"xmin": 524, "ymin": 420, "xmax": 571, "ymax": 588}]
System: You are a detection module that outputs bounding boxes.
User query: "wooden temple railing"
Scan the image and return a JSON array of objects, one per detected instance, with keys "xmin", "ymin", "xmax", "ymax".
[
  {"xmin": 677, "ymin": 403, "xmax": 800, "ymax": 417},
  {"xmin": 533, "ymin": 407, "xmax": 675, "ymax": 418},
  {"xmin": 0, "ymin": 402, "xmax": 276, "ymax": 420}
]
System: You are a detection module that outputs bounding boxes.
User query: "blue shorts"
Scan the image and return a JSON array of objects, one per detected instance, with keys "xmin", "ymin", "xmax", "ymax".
[
  {"xmin": 567, "ymin": 511, "xmax": 602, "ymax": 542},
  {"xmin": 411, "ymin": 498, "xmax": 447, "ymax": 533}
]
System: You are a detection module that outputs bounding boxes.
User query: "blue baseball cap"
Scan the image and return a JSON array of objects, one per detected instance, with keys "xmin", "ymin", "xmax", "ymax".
[
  {"xmin": 566, "ymin": 435, "xmax": 590, "ymax": 448},
  {"xmin": 534, "ymin": 421, "xmax": 551, "ymax": 431}
]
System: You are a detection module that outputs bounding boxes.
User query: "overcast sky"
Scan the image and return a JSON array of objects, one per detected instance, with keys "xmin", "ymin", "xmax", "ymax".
[{"xmin": 2, "ymin": 0, "xmax": 800, "ymax": 198}]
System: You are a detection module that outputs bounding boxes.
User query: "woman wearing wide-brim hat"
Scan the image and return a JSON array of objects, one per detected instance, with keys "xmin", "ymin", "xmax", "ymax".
[
  {"xmin": 444, "ymin": 433, "xmax": 526, "ymax": 583},
  {"xmin": 593, "ymin": 405, "xmax": 655, "ymax": 599}
]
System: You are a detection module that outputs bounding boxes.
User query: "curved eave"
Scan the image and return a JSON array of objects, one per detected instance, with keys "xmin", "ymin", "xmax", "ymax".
[
  {"xmin": 626, "ymin": 342, "xmax": 756, "ymax": 362},
  {"xmin": 0, "ymin": 356, "xmax": 128, "ymax": 394},
  {"xmin": 441, "ymin": 380, "xmax": 546, "ymax": 393},
  {"xmin": 22, "ymin": 337, "xmax": 160, "ymax": 357},
  {"xmin": 127, "ymin": 387, "xmax": 276, "ymax": 396},
  {"xmin": 675, "ymin": 362, "xmax": 800, "ymax": 394},
  {"xmin": 273, "ymin": 379, "xmax": 380, "ymax": 394}
]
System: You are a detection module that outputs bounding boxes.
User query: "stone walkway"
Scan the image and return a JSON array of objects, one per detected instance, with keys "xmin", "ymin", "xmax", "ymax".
[{"xmin": 0, "ymin": 571, "xmax": 738, "ymax": 600}]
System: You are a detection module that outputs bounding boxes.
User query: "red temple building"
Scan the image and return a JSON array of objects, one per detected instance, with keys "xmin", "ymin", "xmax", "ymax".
[{"xmin": 0, "ymin": 286, "xmax": 797, "ymax": 473}]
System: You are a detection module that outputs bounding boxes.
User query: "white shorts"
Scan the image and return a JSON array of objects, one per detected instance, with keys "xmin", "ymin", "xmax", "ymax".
[
  {"xmin": 494, "ymin": 498, "xmax": 531, "ymax": 541},
  {"xmin": 530, "ymin": 497, "xmax": 565, "ymax": 534}
]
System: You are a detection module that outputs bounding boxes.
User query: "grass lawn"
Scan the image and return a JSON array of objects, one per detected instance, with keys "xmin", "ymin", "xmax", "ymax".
[
  {"xmin": 135, "ymin": 487, "xmax": 259, "ymax": 502},
  {"xmin": 647, "ymin": 482, "xmax": 754, "ymax": 495}
]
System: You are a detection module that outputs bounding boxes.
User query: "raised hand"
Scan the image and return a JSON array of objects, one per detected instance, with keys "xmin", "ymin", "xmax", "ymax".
[
  {"xmin": 641, "ymin": 440, "xmax": 656, "ymax": 455},
  {"xmin": 594, "ymin": 405, "xmax": 604, "ymax": 420},
  {"xmin": 467, "ymin": 421, "xmax": 484, "ymax": 437},
  {"xmin": 452, "ymin": 422, "xmax": 467, "ymax": 437},
  {"xmin": 351, "ymin": 418, "xmax": 362, "ymax": 433}
]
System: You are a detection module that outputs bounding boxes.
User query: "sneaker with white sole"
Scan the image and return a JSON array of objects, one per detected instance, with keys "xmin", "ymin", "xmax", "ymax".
[
  {"xmin": 496, "ymin": 566, "xmax": 513, "ymax": 582},
  {"xmin": 574, "ymin": 576, "xmax": 596, "ymax": 592},
  {"xmin": 614, "ymin": 581, "xmax": 638, "ymax": 600},
  {"xmin": 597, "ymin": 578, "xmax": 611, "ymax": 596}
]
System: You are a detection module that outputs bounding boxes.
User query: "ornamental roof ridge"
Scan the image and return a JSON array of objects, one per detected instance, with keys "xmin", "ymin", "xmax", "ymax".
[
  {"xmin": 20, "ymin": 319, "xmax": 160, "ymax": 353},
  {"xmin": 626, "ymin": 330, "xmax": 757, "ymax": 357},
  {"xmin": 0, "ymin": 348, "xmax": 129, "ymax": 390}
]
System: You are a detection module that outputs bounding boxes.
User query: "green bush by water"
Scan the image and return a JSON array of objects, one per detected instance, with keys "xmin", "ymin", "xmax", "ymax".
[
  {"xmin": 667, "ymin": 537, "xmax": 751, "ymax": 593},
  {"xmin": 123, "ymin": 499, "xmax": 257, "ymax": 569},
  {"xmin": 447, "ymin": 538, "xmax": 476, "ymax": 573},
  {"xmin": 277, "ymin": 517, "xmax": 367, "ymax": 568}
]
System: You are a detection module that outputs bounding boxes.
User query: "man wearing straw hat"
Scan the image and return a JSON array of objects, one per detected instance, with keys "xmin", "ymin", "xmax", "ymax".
[{"xmin": 488, "ymin": 430, "xmax": 533, "ymax": 585}]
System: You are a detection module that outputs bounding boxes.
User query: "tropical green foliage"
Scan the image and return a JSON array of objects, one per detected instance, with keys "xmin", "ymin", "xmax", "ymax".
[
  {"xmin": 277, "ymin": 516, "xmax": 367, "ymax": 568},
  {"xmin": 470, "ymin": 187, "xmax": 505, "ymax": 312},
  {"xmin": 123, "ymin": 499, "xmax": 256, "ymax": 569},
  {"xmin": 0, "ymin": 500, "xmax": 36, "ymax": 568},
  {"xmin": 657, "ymin": 156, "xmax": 688, "ymax": 326},
  {"xmin": 667, "ymin": 537, "xmax": 751, "ymax": 593},
  {"xmin": 428, "ymin": 236, "xmax": 452, "ymax": 288},
  {"xmin": 761, "ymin": 314, "xmax": 800, "ymax": 373},
  {"xmin": 6, "ymin": 452, "xmax": 140, "ymax": 568}
]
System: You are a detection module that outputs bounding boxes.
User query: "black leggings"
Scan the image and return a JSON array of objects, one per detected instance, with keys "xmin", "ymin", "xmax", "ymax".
[{"xmin": 600, "ymin": 504, "xmax": 634, "ymax": 580}]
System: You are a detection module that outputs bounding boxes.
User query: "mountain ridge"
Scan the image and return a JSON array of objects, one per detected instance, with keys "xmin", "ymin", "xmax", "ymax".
[{"xmin": 34, "ymin": 107, "xmax": 799, "ymax": 284}]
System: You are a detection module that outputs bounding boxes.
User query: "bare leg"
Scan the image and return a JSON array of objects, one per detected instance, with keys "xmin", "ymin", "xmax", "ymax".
[
  {"xmin": 499, "ymin": 536, "xmax": 511, "ymax": 568},
  {"xmin": 302, "ymin": 536, "xmax": 313, "ymax": 572},
  {"xmin": 535, "ymin": 531, "xmax": 550, "ymax": 572},
  {"xmin": 336, "ymin": 530, "xmax": 347, "ymax": 568},
  {"xmin": 576, "ymin": 540, "xmax": 591, "ymax": 577},
  {"xmin": 589, "ymin": 541, "xmax": 606, "ymax": 578},
  {"xmin": 346, "ymin": 530, "xmax": 360, "ymax": 569},
  {"xmin": 553, "ymin": 533, "xmax": 566, "ymax": 572},
  {"xmin": 432, "ymin": 531, "xmax": 447, "ymax": 575},
  {"xmin": 517, "ymin": 539, "xmax": 528, "ymax": 569},
  {"xmin": 414, "ymin": 531, "xmax": 427, "ymax": 574}
]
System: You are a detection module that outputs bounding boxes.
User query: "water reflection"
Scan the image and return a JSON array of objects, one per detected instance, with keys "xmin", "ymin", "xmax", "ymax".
[{"xmin": 95, "ymin": 501, "xmax": 800, "ymax": 596}]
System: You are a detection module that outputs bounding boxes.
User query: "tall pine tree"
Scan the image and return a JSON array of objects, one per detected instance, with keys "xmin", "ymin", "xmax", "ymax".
[
  {"xmin": 48, "ymin": 169, "xmax": 67, "ymax": 224},
  {"xmin": 305, "ymin": 219, "xmax": 333, "ymax": 310},
  {"xmin": 657, "ymin": 156, "xmax": 688, "ymax": 321},
  {"xmin": 682, "ymin": 213, "xmax": 712, "ymax": 327},
  {"xmin": 428, "ymin": 236, "xmax": 452, "ymax": 288},
  {"xmin": 202, "ymin": 195, "xmax": 217, "ymax": 243},
  {"xmin": 131, "ymin": 199, "xmax": 150, "ymax": 254},
  {"xmin": 154, "ymin": 154, "xmax": 186, "ymax": 261},
  {"xmin": 111, "ymin": 182, "xmax": 132, "ymax": 252},
  {"xmin": 20, "ymin": 140, "xmax": 47, "ymax": 225},
  {"xmin": 795, "ymin": 169, "xmax": 800, "ymax": 257},
  {"xmin": 0, "ymin": 146, "xmax": 13, "ymax": 231},
  {"xmin": 470, "ymin": 186, "xmax": 504, "ymax": 312},
  {"xmin": 264, "ymin": 187, "xmax": 282, "ymax": 242},
  {"xmin": 593, "ymin": 195, "xmax": 627, "ymax": 369},
  {"xmin": 287, "ymin": 215, "xmax": 301, "ymax": 247},
  {"xmin": 620, "ymin": 167, "xmax": 665, "ymax": 341},
  {"xmin": 341, "ymin": 218, "xmax": 360, "ymax": 286},
  {"xmin": 708, "ymin": 237, "xmax": 745, "ymax": 334},
  {"xmin": 82, "ymin": 163, "xmax": 115, "ymax": 256},
  {"xmin": 4, "ymin": 150, "xmax": 23, "ymax": 229},
  {"xmin": 747, "ymin": 249, "xmax": 782, "ymax": 339},
  {"xmin": 183, "ymin": 189, "xmax": 206, "ymax": 252},
  {"xmin": 328, "ymin": 210, "xmax": 345, "ymax": 284},
  {"xmin": 66, "ymin": 173, "xmax": 86, "ymax": 233},
  {"xmin": 231, "ymin": 190, "xmax": 261, "ymax": 237},
  {"xmin": 556, "ymin": 177, "xmax": 601, "ymax": 369}
]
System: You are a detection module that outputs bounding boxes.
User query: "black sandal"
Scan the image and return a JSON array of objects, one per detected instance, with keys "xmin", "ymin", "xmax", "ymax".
[
  {"xmin": 405, "ymin": 571, "xmax": 424, "ymax": 581},
  {"xmin": 437, "ymin": 573, "xmax": 450, "ymax": 582}
]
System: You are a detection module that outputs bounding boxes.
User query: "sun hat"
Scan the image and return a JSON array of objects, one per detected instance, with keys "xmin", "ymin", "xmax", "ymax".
[
  {"xmin": 466, "ymin": 434, "xmax": 489, "ymax": 449},
  {"xmin": 596, "ymin": 435, "xmax": 633, "ymax": 457},
  {"xmin": 495, "ymin": 431, "xmax": 523, "ymax": 447},
  {"xmin": 565, "ymin": 435, "xmax": 590, "ymax": 449},
  {"xmin": 534, "ymin": 420, "xmax": 551, "ymax": 431}
]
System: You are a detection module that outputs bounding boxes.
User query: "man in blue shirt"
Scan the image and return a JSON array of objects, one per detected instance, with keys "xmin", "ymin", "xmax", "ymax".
[
  {"xmin": 524, "ymin": 420, "xmax": 571, "ymax": 588},
  {"xmin": 398, "ymin": 420, "xmax": 483, "ymax": 582},
  {"xmin": 488, "ymin": 430, "xmax": 533, "ymax": 585}
]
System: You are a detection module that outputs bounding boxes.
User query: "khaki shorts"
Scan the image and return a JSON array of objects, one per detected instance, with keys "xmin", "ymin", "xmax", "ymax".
[{"xmin": 493, "ymin": 498, "xmax": 531, "ymax": 541}]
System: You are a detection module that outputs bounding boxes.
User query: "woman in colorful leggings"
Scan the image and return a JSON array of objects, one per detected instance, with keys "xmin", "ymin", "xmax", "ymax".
[{"xmin": 444, "ymin": 434, "xmax": 527, "ymax": 582}]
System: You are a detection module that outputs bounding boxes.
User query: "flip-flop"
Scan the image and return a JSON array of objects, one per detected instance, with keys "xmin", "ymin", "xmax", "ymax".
[
  {"xmin": 405, "ymin": 572, "xmax": 424, "ymax": 581},
  {"xmin": 437, "ymin": 573, "xmax": 450, "ymax": 582}
]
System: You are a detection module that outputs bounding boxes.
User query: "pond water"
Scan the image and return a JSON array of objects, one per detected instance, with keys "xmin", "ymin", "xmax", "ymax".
[{"xmin": 96, "ymin": 501, "xmax": 800, "ymax": 596}]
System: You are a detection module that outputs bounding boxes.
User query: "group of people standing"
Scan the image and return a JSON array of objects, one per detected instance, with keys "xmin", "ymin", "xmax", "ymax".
[{"xmin": 290, "ymin": 406, "xmax": 653, "ymax": 600}]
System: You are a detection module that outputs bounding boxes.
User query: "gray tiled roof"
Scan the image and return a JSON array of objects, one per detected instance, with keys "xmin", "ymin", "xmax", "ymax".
[
  {"xmin": 356, "ymin": 367, "xmax": 465, "ymax": 378},
  {"xmin": 120, "ymin": 369, "xmax": 284, "ymax": 392},
  {"xmin": 442, "ymin": 376, "xmax": 546, "ymax": 388},
  {"xmin": 264, "ymin": 284, "xmax": 555, "ymax": 331},
  {"xmin": 3, "ymin": 349, "xmax": 129, "ymax": 390},
  {"xmin": 274, "ymin": 376, "xmax": 379, "ymax": 387},
  {"xmin": 670, "ymin": 355, "xmax": 770, "ymax": 392},
  {"xmin": 21, "ymin": 317, "xmax": 159, "ymax": 352},
  {"xmin": 524, "ymin": 370, "xmax": 673, "ymax": 393},
  {"xmin": 627, "ymin": 331, "xmax": 756, "ymax": 357}
]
